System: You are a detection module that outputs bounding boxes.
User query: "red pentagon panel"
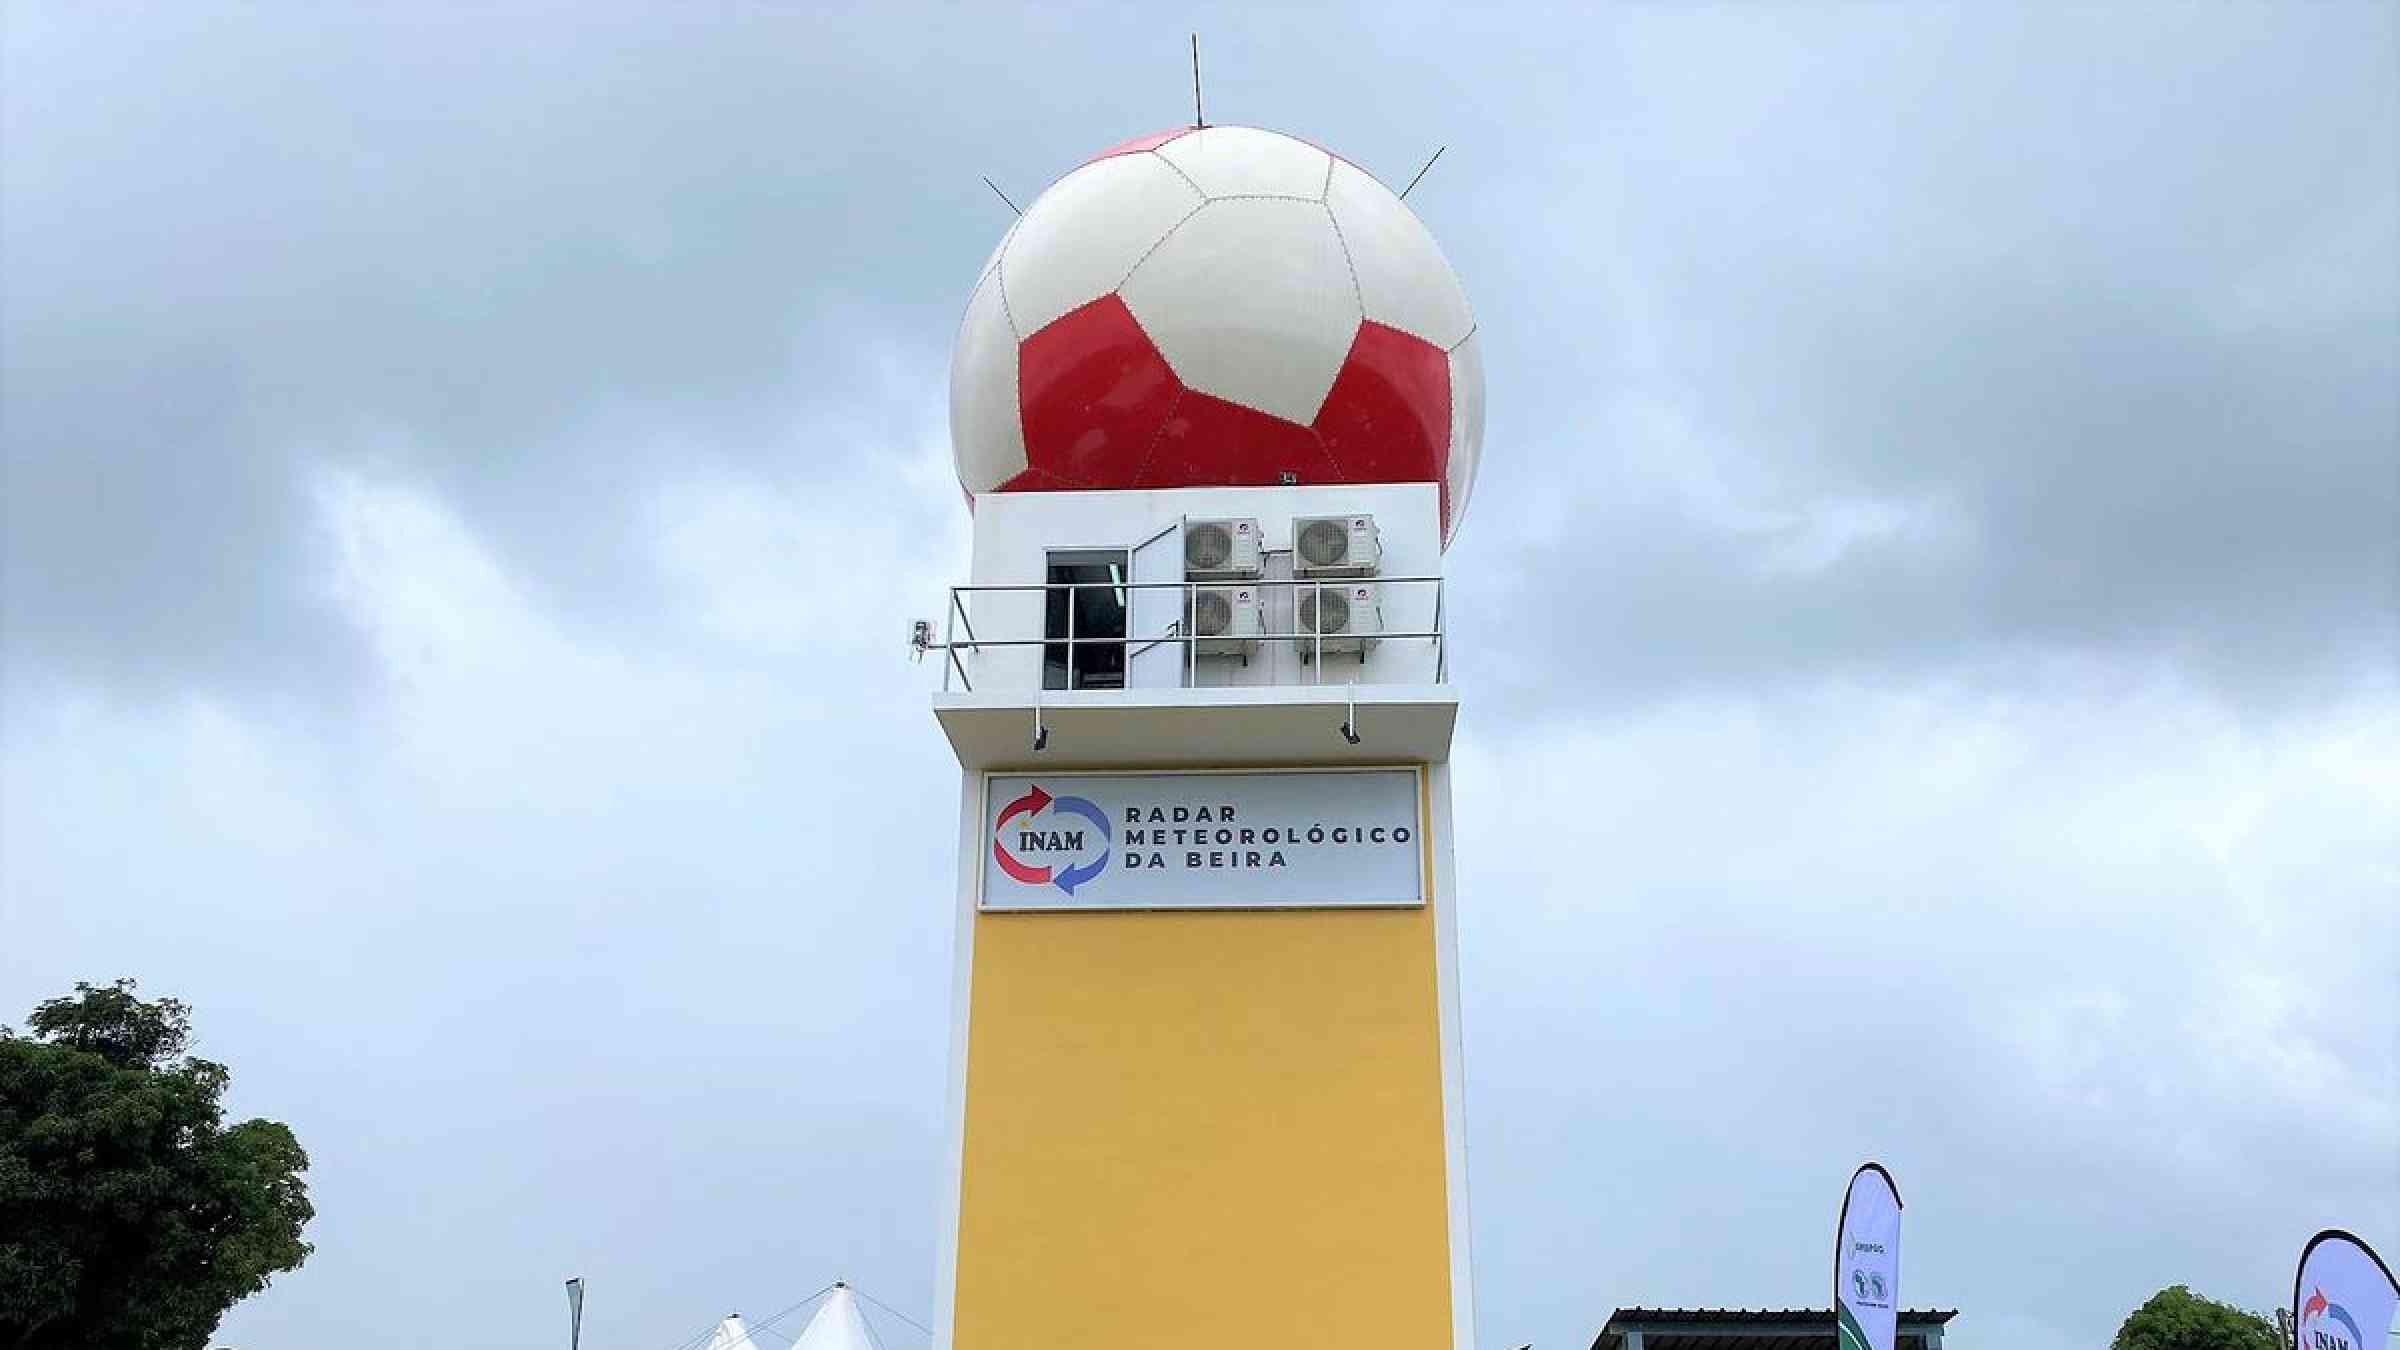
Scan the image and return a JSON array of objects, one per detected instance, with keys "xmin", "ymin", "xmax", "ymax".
[
  {"xmin": 1313, "ymin": 320, "xmax": 1453, "ymax": 486},
  {"xmin": 993, "ymin": 466, "xmax": 1089, "ymax": 492},
  {"xmin": 1085, "ymin": 127, "xmax": 1198, "ymax": 163},
  {"xmin": 1138, "ymin": 388, "xmax": 1343, "ymax": 488},
  {"xmin": 1016, "ymin": 295, "xmax": 1182, "ymax": 488}
]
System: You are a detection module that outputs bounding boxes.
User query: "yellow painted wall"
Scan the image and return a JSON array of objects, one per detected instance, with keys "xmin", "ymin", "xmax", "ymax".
[{"xmin": 952, "ymin": 902, "xmax": 1454, "ymax": 1349}]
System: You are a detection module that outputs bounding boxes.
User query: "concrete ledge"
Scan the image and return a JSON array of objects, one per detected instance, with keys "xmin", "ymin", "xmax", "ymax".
[{"xmin": 932, "ymin": 684, "xmax": 1459, "ymax": 771}]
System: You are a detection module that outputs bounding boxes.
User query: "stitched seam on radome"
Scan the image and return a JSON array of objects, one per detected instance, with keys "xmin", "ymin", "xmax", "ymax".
[
  {"xmin": 1150, "ymin": 150, "xmax": 1208, "ymax": 200},
  {"xmin": 1114, "ymin": 199, "xmax": 1213, "ymax": 291},
  {"xmin": 1316, "ymin": 406, "xmax": 1349, "ymax": 478},
  {"xmin": 1437, "ymin": 257, "xmax": 1478, "ymax": 346},
  {"xmin": 959, "ymin": 266, "xmax": 993, "ymax": 336},
  {"xmin": 960, "ymin": 220, "xmax": 1015, "ymax": 327},
  {"xmin": 1128, "ymin": 384, "xmax": 1186, "ymax": 488},
  {"xmin": 1359, "ymin": 311, "xmax": 1457, "ymax": 351},
  {"xmin": 994, "ymin": 250, "xmax": 1022, "ymax": 341},
  {"xmin": 1156, "ymin": 129, "xmax": 1329, "ymax": 202},
  {"xmin": 1197, "ymin": 192, "xmax": 1332, "ymax": 205},
  {"xmin": 1338, "ymin": 161, "xmax": 1479, "ymax": 348},
  {"xmin": 1323, "ymin": 203, "xmax": 1366, "ymax": 318},
  {"xmin": 1302, "ymin": 424, "xmax": 1344, "ymax": 477},
  {"xmin": 1319, "ymin": 153, "xmax": 1335, "ymax": 202},
  {"xmin": 1324, "ymin": 155, "xmax": 1401, "ymax": 196}
]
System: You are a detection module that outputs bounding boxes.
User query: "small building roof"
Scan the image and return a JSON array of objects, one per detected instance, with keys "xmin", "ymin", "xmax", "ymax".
[{"xmin": 1594, "ymin": 1307, "xmax": 1960, "ymax": 1350}]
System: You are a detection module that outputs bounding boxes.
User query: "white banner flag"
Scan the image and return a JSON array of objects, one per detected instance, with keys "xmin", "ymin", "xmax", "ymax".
[
  {"xmin": 566, "ymin": 1277, "xmax": 585, "ymax": 1350},
  {"xmin": 2295, "ymin": 1231, "xmax": 2398, "ymax": 1350},
  {"xmin": 1834, "ymin": 1163, "xmax": 1903, "ymax": 1350}
]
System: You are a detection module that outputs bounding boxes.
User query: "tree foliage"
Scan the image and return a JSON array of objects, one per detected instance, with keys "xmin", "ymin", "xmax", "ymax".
[
  {"xmin": 0, "ymin": 979, "xmax": 314, "ymax": 1350},
  {"xmin": 2113, "ymin": 1286, "xmax": 2284, "ymax": 1350}
]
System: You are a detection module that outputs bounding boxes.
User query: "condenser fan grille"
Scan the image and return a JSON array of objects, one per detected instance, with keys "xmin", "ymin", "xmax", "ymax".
[
  {"xmin": 1296, "ymin": 519, "xmax": 1350, "ymax": 567},
  {"xmin": 1190, "ymin": 590, "xmax": 1233, "ymax": 636},
  {"xmin": 1185, "ymin": 523, "xmax": 1235, "ymax": 571},
  {"xmin": 1297, "ymin": 589, "xmax": 1352, "ymax": 634}
]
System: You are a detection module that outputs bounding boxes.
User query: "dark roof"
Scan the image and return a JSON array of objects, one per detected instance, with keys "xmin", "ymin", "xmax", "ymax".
[
  {"xmin": 1608, "ymin": 1311, "xmax": 1959, "ymax": 1325},
  {"xmin": 1593, "ymin": 1308, "xmax": 1960, "ymax": 1350}
]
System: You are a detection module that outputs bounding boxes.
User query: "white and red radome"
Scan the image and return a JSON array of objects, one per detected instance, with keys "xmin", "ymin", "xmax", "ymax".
[{"xmin": 950, "ymin": 125, "xmax": 1485, "ymax": 545}]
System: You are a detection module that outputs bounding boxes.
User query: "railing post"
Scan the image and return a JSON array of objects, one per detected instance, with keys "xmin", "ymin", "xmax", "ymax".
[
  {"xmin": 1433, "ymin": 577, "xmax": 1445, "ymax": 684},
  {"xmin": 1065, "ymin": 577, "xmax": 1076, "ymax": 692},
  {"xmin": 1312, "ymin": 577, "xmax": 1323, "ymax": 683},
  {"xmin": 943, "ymin": 588, "xmax": 955, "ymax": 692},
  {"xmin": 1187, "ymin": 580, "xmax": 1197, "ymax": 689}
]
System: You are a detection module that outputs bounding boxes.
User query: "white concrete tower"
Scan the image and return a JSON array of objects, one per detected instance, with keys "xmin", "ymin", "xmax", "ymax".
[{"xmin": 928, "ymin": 124, "xmax": 1484, "ymax": 1350}]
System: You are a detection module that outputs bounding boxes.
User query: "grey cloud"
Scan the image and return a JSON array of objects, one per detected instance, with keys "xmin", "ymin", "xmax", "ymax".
[{"xmin": 1443, "ymin": 5, "xmax": 2395, "ymax": 712}]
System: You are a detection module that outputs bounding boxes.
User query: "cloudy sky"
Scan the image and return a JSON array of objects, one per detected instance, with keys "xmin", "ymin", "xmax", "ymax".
[{"xmin": 4, "ymin": 4, "xmax": 2394, "ymax": 1349}]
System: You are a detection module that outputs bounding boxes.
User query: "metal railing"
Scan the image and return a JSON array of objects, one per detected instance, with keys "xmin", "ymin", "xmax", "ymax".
[{"xmin": 933, "ymin": 575, "xmax": 1447, "ymax": 693}]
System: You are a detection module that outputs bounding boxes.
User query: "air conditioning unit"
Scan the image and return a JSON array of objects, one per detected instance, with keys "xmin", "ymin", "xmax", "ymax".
[
  {"xmin": 1183, "ymin": 517, "xmax": 1263, "ymax": 579},
  {"xmin": 1186, "ymin": 584, "xmax": 1263, "ymax": 658},
  {"xmin": 1294, "ymin": 582, "xmax": 1382, "ymax": 662},
  {"xmin": 1291, "ymin": 513, "xmax": 1381, "ymax": 577}
]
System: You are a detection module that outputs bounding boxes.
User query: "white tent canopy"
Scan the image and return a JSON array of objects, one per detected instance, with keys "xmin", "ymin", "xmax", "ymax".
[
  {"xmin": 792, "ymin": 1286, "xmax": 882, "ymax": 1350},
  {"xmin": 695, "ymin": 1286, "xmax": 882, "ymax": 1350},
  {"xmin": 703, "ymin": 1314, "xmax": 768, "ymax": 1350}
]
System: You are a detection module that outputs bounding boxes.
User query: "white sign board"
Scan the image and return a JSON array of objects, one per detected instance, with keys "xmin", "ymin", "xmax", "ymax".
[{"xmin": 980, "ymin": 768, "xmax": 1424, "ymax": 912}]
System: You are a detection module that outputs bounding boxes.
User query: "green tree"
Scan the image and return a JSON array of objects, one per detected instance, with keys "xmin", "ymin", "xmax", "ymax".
[
  {"xmin": 0, "ymin": 979, "xmax": 313, "ymax": 1350},
  {"xmin": 2113, "ymin": 1286, "xmax": 2284, "ymax": 1350}
]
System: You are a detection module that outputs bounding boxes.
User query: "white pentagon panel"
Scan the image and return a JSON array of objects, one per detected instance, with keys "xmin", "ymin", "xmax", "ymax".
[
  {"xmin": 1001, "ymin": 153, "xmax": 1202, "ymax": 336},
  {"xmin": 1155, "ymin": 125, "xmax": 1333, "ymax": 200},
  {"xmin": 1445, "ymin": 329, "xmax": 1485, "ymax": 531},
  {"xmin": 949, "ymin": 267, "xmax": 1026, "ymax": 492},
  {"xmin": 1121, "ymin": 197, "xmax": 1361, "ymax": 424},
  {"xmin": 1325, "ymin": 159, "xmax": 1474, "ymax": 350}
]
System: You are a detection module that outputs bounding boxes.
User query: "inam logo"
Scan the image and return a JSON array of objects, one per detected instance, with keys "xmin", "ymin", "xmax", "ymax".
[
  {"xmin": 2302, "ymin": 1289, "xmax": 2364, "ymax": 1350},
  {"xmin": 992, "ymin": 784, "xmax": 1110, "ymax": 896}
]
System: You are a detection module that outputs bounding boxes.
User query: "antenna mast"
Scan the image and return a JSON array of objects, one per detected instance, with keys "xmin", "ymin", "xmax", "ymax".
[
  {"xmin": 1400, "ymin": 145, "xmax": 1446, "ymax": 201},
  {"xmin": 1190, "ymin": 34, "xmax": 1205, "ymax": 128}
]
